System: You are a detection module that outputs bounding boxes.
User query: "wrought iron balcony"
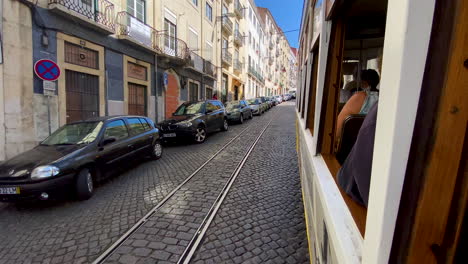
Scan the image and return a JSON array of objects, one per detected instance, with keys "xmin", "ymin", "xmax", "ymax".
[
  {"xmin": 116, "ymin": 12, "xmax": 156, "ymax": 51},
  {"xmin": 48, "ymin": 0, "xmax": 115, "ymax": 34},
  {"xmin": 187, "ymin": 52, "xmax": 204, "ymax": 72},
  {"xmin": 222, "ymin": 49, "xmax": 232, "ymax": 66},
  {"xmin": 155, "ymin": 33, "xmax": 190, "ymax": 61},
  {"xmin": 234, "ymin": 0, "xmax": 243, "ymax": 19},
  {"xmin": 234, "ymin": 30, "xmax": 243, "ymax": 46},
  {"xmin": 204, "ymin": 60, "xmax": 216, "ymax": 78},
  {"xmin": 221, "ymin": 17, "xmax": 233, "ymax": 35},
  {"xmin": 233, "ymin": 59, "xmax": 242, "ymax": 73}
]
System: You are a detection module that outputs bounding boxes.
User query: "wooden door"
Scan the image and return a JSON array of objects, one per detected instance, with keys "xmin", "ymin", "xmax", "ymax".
[
  {"xmin": 128, "ymin": 83, "xmax": 147, "ymax": 116},
  {"xmin": 65, "ymin": 70, "xmax": 99, "ymax": 123}
]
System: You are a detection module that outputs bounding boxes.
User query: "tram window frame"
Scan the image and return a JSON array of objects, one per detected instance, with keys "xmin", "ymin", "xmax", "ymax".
[
  {"xmin": 306, "ymin": 46, "xmax": 319, "ymax": 132},
  {"xmin": 317, "ymin": 12, "xmax": 387, "ymax": 235}
]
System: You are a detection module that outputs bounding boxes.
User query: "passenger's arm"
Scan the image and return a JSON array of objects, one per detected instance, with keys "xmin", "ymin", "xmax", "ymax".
[{"xmin": 336, "ymin": 92, "xmax": 366, "ymax": 139}]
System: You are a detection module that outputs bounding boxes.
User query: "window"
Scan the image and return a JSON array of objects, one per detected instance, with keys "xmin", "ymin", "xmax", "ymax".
[
  {"xmin": 249, "ymin": 32, "xmax": 251, "ymax": 44},
  {"xmin": 127, "ymin": 0, "xmax": 145, "ymax": 22},
  {"xmin": 206, "ymin": 102, "xmax": 217, "ymax": 112},
  {"xmin": 249, "ymin": 7, "xmax": 252, "ymax": 21},
  {"xmin": 206, "ymin": 3, "xmax": 212, "ymax": 21},
  {"xmin": 205, "ymin": 41, "xmax": 213, "ymax": 61},
  {"xmin": 139, "ymin": 118, "xmax": 151, "ymax": 130},
  {"xmin": 164, "ymin": 19, "xmax": 177, "ymax": 54},
  {"xmin": 222, "ymin": 38, "xmax": 228, "ymax": 49},
  {"xmin": 127, "ymin": 118, "xmax": 145, "ymax": 135},
  {"xmin": 104, "ymin": 120, "xmax": 129, "ymax": 140},
  {"xmin": 213, "ymin": 101, "xmax": 223, "ymax": 109},
  {"xmin": 222, "ymin": 5, "xmax": 228, "ymax": 15},
  {"xmin": 189, "ymin": 81, "xmax": 200, "ymax": 102},
  {"xmin": 192, "ymin": 0, "xmax": 198, "ymax": 6},
  {"xmin": 206, "ymin": 86, "xmax": 213, "ymax": 99},
  {"xmin": 188, "ymin": 28, "xmax": 198, "ymax": 52}
]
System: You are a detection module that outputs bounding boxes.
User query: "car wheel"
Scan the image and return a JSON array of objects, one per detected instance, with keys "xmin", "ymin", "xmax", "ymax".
[
  {"xmin": 194, "ymin": 126, "xmax": 206, "ymax": 144},
  {"xmin": 76, "ymin": 168, "xmax": 94, "ymax": 200},
  {"xmin": 239, "ymin": 114, "xmax": 244, "ymax": 124},
  {"xmin": 151, "ymin": 140, "xmax": 163, "ymax": 160},
  {"xmin": 221, "ymin": 119, "xmax": 229, "ymax": 131}
]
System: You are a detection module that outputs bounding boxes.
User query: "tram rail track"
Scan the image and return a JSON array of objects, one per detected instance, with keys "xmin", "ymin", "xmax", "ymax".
[
  {"xmin": 92, "ymin": 109, "xmax": 277, "ymax": 264},
  {"xmin": 178, "ymin": 116, "xmax": 274, "ymax": 264}
]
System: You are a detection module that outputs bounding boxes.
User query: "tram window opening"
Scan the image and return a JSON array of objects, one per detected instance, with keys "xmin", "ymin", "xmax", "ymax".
[{"xmin": 318, "ymin": 0, "xmax": 388, "ymax": 235}]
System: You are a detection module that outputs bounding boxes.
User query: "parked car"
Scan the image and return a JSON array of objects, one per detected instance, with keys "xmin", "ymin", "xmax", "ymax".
[
  {"xmin": 247, "ymin": 98, "xmax": 264, "ymax": 115},
  {"xmin": 275, "ymin": 95, "xmax": 283, "ymax": 104},
  {"xmin": 259, "ymin": 97, "xmax": 271, "ymax": 110},
  {"xmin": 290, "ymin": 91, "xmax": 296, "ymax": 99},
  {"xmin": 0, "ymin": 116, "xmax": 162, "ymax": 202},
  {"xmin": 258, "ymin": 97, "xmax": 270, "ymax": 111},
  {"xmin": 158, "ymin": 100, "xmax": 228, "ymax": 144},
  {"xmin": 226, "ymin": 100, "xmax": 253, "ymax": 124},
  {"xmin": 269, "ymin": 96, "xmax": 277, "ymax": 106}
]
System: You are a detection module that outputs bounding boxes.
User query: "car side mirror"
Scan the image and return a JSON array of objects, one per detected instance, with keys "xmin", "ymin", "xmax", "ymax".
[{"xmin": 102, "ymin": 136, "xmax": 117, "ymax": 146}]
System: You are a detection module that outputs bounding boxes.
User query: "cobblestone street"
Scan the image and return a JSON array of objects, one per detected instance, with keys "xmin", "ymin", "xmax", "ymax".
[{"xmin": 0, "ymin": 102, "xmax": 309, "ymax": 264}]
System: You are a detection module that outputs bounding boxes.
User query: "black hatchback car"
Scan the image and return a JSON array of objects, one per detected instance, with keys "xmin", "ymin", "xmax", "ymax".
[
  {"xmin": 158, "ymin": 100, "xmax": 228, "ymax": 144},
  {"xmin": 0, "ymin": 116, "xmax": 162, "ymax": 202}
]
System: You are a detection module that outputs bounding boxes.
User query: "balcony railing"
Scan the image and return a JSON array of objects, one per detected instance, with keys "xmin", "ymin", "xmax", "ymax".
[
  {"xmin": 233, "ymin": 59, "xmax": 242, "ymax": 73},
  {"xmin": 204, "ymin": 60, "xmax": 216, "ymax": 78},
  {"xmin": 276, "ymin": 50, "xmax": 280, "ymax": 57},
  {"xmin": 221, "ymin": 16, "xmax": 233, "ymax": 35},
  {"xmin": 234, "ymin": 0, "xmax": 243, "ymax": 19},
  {"xmin": 248, "ymin": 66, "xmax": 265, "ymax": 84},
  {"xmin": 269, "ymin": 40, "xmax": 274, "ymax": 50},
  {"xmin": 276, "ymin": 37, "xmax": 280, "ymax": 44},
  {"xmin": 48, "ymin": 0, "xmax": 115, "ymax": 34},
  {"xmin": 234, "ymin": 30, "xmax": 243, "ymax": 46},
  {"xmin": 155, "ymin": 33, "xmax": 190, "ymax": 61},
  {"xmin": 222, "ymin": 49, "xmax": 232, "ymax": 66},
  {"xmin": 187, "ymin": 51, "xmax": 204, "ymax": 72},
  {"xmin": 116, "ymin": 12, "xmax": 156, "ymax": 50}
]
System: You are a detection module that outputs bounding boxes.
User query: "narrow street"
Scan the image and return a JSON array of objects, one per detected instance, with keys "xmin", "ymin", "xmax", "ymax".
[{"xmin": 0, "ymin": 102, "xmax": 309, "ymax": 264}]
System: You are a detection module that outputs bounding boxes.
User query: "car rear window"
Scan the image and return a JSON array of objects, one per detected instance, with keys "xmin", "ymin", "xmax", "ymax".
[{"xmin": 127, "ymin": 118, "xmax": 146, "ymax": 135}]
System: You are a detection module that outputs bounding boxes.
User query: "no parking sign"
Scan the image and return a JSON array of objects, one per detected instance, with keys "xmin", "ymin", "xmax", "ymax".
[{"xmin": 34, "ymin": 59, "xmax": 61, "ymax": 81}]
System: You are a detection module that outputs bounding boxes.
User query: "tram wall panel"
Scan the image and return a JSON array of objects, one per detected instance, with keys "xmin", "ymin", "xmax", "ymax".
[{"xmin": 298, "ymin": 126, "xmax": 339, "ymax": 264}]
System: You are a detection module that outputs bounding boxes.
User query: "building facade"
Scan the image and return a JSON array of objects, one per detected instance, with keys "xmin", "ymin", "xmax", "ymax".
[{"xmin": 0, "ymin": 0, "xmax": 295, "ymax": 160}]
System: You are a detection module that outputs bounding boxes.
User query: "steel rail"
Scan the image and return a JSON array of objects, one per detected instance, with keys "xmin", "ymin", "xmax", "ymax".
[
  {"xmin": 177, "ymin": 115, "xmax": 275, "ymax": 264},
  {"xmin": 92, "ymin": 111, "xmax": 273, "ymax": 264}
]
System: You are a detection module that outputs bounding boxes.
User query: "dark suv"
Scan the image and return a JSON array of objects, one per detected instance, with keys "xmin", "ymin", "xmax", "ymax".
[
  {"xmin": 158, "ymin": 100, "xmax": 228, "ymax": 144},
  {"xmin": 0, "ymin": 116, "xmax": 162, "ymax": 202}
]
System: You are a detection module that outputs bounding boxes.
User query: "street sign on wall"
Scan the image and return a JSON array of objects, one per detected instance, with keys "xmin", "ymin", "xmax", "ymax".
[
  {"xmin": 43, "ymin": 80, "xmax": 56, "ymax": 96},
  {"xmin": 34, "ymin": 59, "xmax": 61, "ymax": 81}
]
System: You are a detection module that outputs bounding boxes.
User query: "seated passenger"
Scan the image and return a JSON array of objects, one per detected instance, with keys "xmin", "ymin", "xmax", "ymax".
[
  {"xmin": 337, "ymin": 103, "xmax": 378, "ymax": 207},
  {"xmin": 335, "ymin": 69, "xmax": 380, "ymax": 139}
]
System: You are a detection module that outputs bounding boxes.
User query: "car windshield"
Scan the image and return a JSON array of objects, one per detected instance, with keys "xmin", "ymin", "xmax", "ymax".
[
  {"xmin": 174, "ymin": 102, "xmax": 205, "ymax": 115},
  {"xmin": 42, "ymin": 121, "xmax": 103, "ymax": 146},
  {"xmin": 226, "ymin": 102, "xmax": 240, "ymax": 110},
  {"xmin": 247, "ymin": 99, "xmax": 258, "ymax": 105}
]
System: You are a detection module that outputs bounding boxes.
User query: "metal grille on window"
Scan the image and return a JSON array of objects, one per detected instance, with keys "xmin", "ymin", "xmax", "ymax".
[
  {"xmin": 128, "ymin": 83, "xmax": 147, "ymax": 116},
  {"xmin": 65, "ymin": 70, "xmax": 99, "ymax": 123},
  {"xmin": 64, "ymin": 42, "xmax": 99, "ymax": 69},
  {"xmin": 189, "ymin": 82, "xmax": 199, "ymax": 102}
]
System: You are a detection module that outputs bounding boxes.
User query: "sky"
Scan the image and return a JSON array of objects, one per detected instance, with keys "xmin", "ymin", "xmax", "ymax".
[{"xmin": 255, "ymin": 0, "xmax": 303, "ymax": 48}]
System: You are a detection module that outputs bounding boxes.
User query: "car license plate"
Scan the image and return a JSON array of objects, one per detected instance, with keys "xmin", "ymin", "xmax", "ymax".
[
  {"xmin": 0, "ymin": 187, "xmax": 20, "ymax": 195},
  {"xmin": 163, "ymin": 133, "xmax": 176, "ymax": 138}
]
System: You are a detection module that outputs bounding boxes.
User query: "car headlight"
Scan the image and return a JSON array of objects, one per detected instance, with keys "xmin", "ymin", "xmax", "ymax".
[
  {"xmin": 31, "ymin": 165, "xmax": 60, "ymax": 179},
  {"xmin": 177, "ymin": 121, "xmax": 192, "ymax": 128}
]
